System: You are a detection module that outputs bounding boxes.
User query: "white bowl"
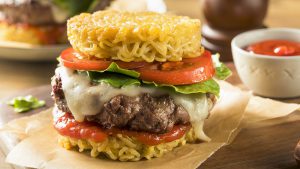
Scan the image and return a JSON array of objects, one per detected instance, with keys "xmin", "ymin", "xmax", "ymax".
[{"xmin": 231, "ymin": 28, "xmax": 300, "ymax": 98}]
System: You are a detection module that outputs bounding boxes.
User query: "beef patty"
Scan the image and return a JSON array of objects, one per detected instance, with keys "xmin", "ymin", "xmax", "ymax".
[
  {"xmin": 0, "ymin": 0, "xmax": 57, "ymax": 25},
  {"xmin": 51, "ymin": 74, "xmax": 214, "ymax": 134},
  {"xmin": 0, "ymin": 0, "xmax": 113, "ymax": 25}
]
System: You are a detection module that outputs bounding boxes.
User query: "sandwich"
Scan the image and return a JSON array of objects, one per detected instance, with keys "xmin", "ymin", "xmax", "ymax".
[
  {"xmin": 0, "ymin": 0, "xmax": 111, "ymax": 45},
  {"xmin": 51, "ymin": 10, "xmax": 231, "ymax": 161}
]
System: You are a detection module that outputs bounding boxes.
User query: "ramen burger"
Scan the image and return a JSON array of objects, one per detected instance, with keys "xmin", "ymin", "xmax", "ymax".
[
  {"xmin": 51, "ymin": 10, "xmax": 231, "ymax": 161},
  {"xmin": 0, "ymin": 0, "xmax": 112, "ymax": 45},
  {"xmin": 0, "ymin": 0, "xmax": 69, "ymax": 44}
]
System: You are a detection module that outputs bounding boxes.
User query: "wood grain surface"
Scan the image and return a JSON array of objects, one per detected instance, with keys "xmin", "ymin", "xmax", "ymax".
[
  {"xmin": 0, "ymin": 85, "xmax": 53, "ymax": 127},
  {"xmin": 0, "ymin": 63, "xmax": 299, "ymax": 169}
]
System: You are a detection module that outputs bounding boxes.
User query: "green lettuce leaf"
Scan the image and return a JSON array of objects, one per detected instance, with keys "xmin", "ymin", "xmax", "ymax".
[
  {"xmin": 85, "ymin": 62, "xmax": 140, "ymax": 88},
  {"xmin": 212, "ymin": 54, "xmax": 232, "ymax": 80},
  {"xmin": 87, "ymin": 72, "xmax": 140, "ymax": 88},
  {"xmin": 144, "ymin": 79, "xmax": 220, "ymax": 96},
  {"xmin": 8, "ymin": 95, "xmax": 45, "ymax": 113},
  {"xmin": 216, "ymin": 63, "xmax": 232, "ymax": 80},
  {"xmin": 53, "ymin": 0, "xmax": 94, "ymax": 15},
  {"xmin": 85, "ymin": 60, "xmax": 222, "ymax": 96},
  {"xmin": 88, "ymin": 0, "xmax": 112, "ymax": 12},
  {"xmin": 97, "ymin": 62, "xmax": 140, "ymax": 78}
]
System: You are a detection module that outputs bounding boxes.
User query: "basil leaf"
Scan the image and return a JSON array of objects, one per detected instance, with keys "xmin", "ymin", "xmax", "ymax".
[
  {"xmin": 143, "ymin": 79, "xmax": 220, "ymax": 96},
  {"xmin": 8, "ymin": 95, "xmax": 45, "ymax": 113},
  {"xmin": 212, "ymin": 54, "xmax": 232, "ymax": 80},
  {"xmin": 88, "ymin": 72, "xmax": 140, "ymax": 88}
]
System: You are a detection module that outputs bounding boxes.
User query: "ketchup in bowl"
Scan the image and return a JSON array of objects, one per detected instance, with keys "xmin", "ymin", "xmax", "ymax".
[{"xmin": 246, "ymin": 40, "xmax": 300, "ymax": 56}]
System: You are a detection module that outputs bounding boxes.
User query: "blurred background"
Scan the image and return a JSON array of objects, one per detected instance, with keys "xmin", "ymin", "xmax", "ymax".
[
  {"xmin": 0, "ymin": 0, "xmax": 299, "ymax": 97},
  {"xmin": 166, "ymin": 0, "xmax": 300, "ymax": 28}
]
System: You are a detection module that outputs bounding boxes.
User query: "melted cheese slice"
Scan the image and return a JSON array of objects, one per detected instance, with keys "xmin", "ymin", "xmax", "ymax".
[{"xmin": 55, "ymin": 67, "xmax": 212, "ymax": 141}]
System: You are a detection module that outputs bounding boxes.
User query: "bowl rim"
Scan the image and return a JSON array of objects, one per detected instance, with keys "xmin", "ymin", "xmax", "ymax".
[{"xmin": 231, "ymin": 27, "xmax": 300, "ymax": 60}]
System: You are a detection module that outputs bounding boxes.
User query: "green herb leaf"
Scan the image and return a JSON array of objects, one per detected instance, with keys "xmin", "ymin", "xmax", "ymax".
[
  {"xmin": 88, "ymin": 72, "xmax": 140, "ymax": 88},
  {"xmin": 8, "ymin": 95, "xmax": 45, "ymax": 113},
  {"xmin": 212, "ymin": 53, "xmax": 232, "ymax": 80},
  {"xmin": 143, "ymin": 79, "xmax": 220, "ymax": 96}
]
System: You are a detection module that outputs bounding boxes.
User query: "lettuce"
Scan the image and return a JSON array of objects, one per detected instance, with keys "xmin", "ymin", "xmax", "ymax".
[
  {"xmin": 84, "ymin": 56, "xmax": 230, "ymax": 96},
  {"xmin": 212, "ymin": 54, "xmax": 232, "ymax": 80},
  {"xmin": 53, "ymin": 0, "xmax": 94, "ymax": 15},
  {"xmin": 216, "ymin": 63, "xmax": 232, "ymax": 80},
  {"xmin": 87, "ymin": 72, "xmax": 140, "ymax": 88},
  {"xmin": 143, "ymin": 79, "xmax": 220, "ymax": 96},
  {"xmin": 86, "ymin": 62, "xmax": 140, "ymax": 88},
  {"xmin": 98, "ymin": 62, "xmax": 140, "ymax": 78},
  {"xmin": 8, "ymin": 95, "xmax": 45, "ymax": 113}
]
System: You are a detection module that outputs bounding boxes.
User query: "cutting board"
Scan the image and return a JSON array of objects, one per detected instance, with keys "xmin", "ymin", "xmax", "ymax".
[{"xmin": 0, "ymin": 64, "xmax": 299, "ymax": 169}]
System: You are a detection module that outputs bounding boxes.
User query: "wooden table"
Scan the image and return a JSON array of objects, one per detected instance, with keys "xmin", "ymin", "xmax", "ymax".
[{"xmin": 0, "ymin": 0, "xmax": 300, "ymax": 168}]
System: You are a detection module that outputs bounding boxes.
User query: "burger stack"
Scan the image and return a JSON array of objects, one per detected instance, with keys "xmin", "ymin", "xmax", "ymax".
[{"xmin": 51, "ymin": 10, "xmax": 231, "ymax": 161}]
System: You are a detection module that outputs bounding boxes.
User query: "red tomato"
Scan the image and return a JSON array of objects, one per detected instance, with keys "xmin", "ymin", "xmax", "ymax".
[
  {"xmin": 60, "ymin": 48, "xmax": 215, "ymax": 85},
  {"xmin": 53, "ymin": 109, "xmax": 191, "ymax": 145},
  {"xmin": 60, "ymin": 48, "xmax": 150, "ymax": 70},
  {"xmin": 136, "ymin": 50, "xmax": 215, "ymax": 85}
]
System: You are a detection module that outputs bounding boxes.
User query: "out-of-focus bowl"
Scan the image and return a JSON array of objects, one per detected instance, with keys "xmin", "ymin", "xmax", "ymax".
[{"xmin": 231, "ymin": 28, "xmax": 300, "ymax": 98}]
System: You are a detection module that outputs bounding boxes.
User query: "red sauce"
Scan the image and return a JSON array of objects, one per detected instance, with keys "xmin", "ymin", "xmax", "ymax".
[
  {"xmin": 246, "ymin": 40, "xmax": 300, "ymax": 56},
  {"xmin": 32, "ymin": 26, "xmax": 66, "ymax": 45},
  {"xmin": 53, "ymin": 109, "xmax": 191, "ymax": 146}
]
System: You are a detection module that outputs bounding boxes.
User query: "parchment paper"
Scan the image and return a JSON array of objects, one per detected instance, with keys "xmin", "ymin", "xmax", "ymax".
[{"xmin": 1, "ymin": 81, "xmax": 300, "ymax": 169}]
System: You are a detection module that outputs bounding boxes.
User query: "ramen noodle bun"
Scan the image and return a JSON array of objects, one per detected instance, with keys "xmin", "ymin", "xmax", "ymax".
[
  {"xmin": 58, "ymin": 128, "xmax": 198, "ymax": 161},
  {"xmin": 67, "ymin": 10, "xmax": 204, "ymax": 62}
]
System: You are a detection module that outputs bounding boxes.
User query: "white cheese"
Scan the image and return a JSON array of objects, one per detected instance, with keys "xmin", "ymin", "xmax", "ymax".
[
  {"xmin": 171, "ymin": 93, "xmax": 211, "ymax": 142},
  {"xmin": 56, "ymin": 67, "xmax": 211, "ymax": 141}
]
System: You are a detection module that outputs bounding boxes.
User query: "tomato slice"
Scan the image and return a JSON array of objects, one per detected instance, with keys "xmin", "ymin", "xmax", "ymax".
[
  {"xmin": 137, "ymin": 50, "xmax": 215, "ymax": 85},
  {"xmin": 60, "ymin": 48, "xmax": 215, "ymax": 85},
  {"xmin": 53, "ymin": 108, "xmax": 190, "ymax": 145},
  {"xmin": 60, "ymin": 48, "xmax": 149, "ymax": 70}
]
